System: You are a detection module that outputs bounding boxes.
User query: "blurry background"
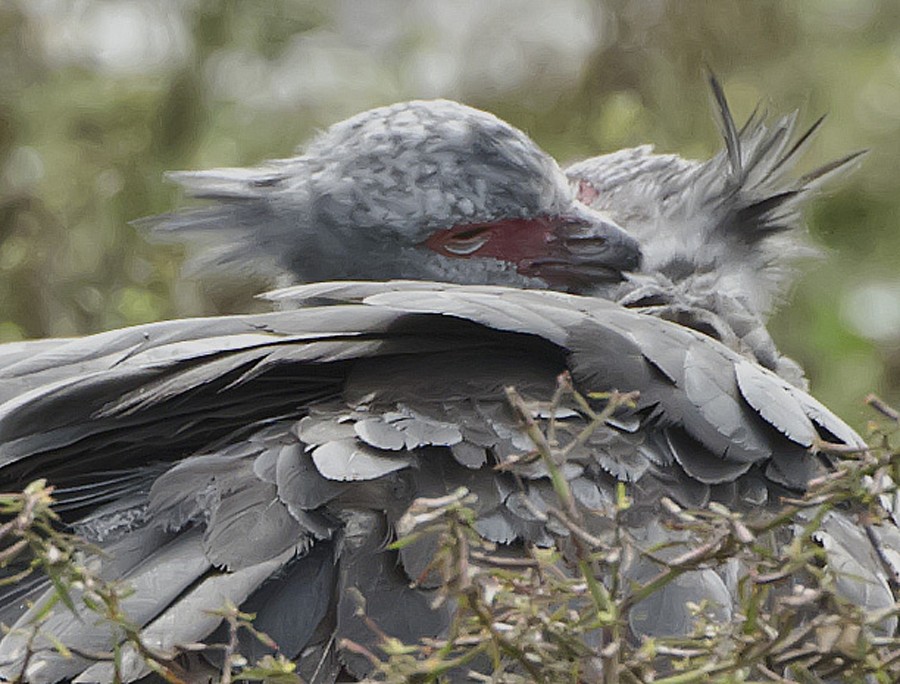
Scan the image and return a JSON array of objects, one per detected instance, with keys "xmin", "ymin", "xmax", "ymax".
[{"xmin": 1, "ymin": 0, "xmax": 898, "ymax": 428}]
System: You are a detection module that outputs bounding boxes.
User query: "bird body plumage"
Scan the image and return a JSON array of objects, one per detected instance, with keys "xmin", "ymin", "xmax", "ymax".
[{"xmin": 0, "ymin": 281, "xmax": 892, "ymax": 682}]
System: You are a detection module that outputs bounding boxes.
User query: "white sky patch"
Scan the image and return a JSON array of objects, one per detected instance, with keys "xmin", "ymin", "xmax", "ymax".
[
  {"xmin": 341, "ymin": 0, "xmax": 603, "ymax": 99},
  {"xmin": 18, "ymin": 0, "xmax": 603, "ymax": 112},
  {"xmin": 841, "ymin": 281, "xmax": 900, "ymax": 343},
  {"xmin": 2, "ymin": 146, "xmax": 45, "ymax": 192},
  {"xmin": 207, "ymin": 0, "xmax": 604, "ymax": 112},
  {"xmin": 18, "ymin": 0, "xmax": 191, "ymax": 75}
]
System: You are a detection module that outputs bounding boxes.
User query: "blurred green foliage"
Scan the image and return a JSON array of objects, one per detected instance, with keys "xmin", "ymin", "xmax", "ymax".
[{"xmin": 0, "ymin": 0, "xmax": 898, "ymax": 428}]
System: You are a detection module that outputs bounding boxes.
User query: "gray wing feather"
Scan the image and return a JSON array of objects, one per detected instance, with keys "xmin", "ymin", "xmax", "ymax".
[
  {"xmin": 0, "ymin": 530, "xmax": 212, "ymax": 684},
  {"xmin": 665, "ymin": 428, "xmax": 753, "ymax": 485},
  {"xmin": 785, "ymin": 385, "xmax": 868, "ymax": 448},
  {"xmin": 205, "ymin": 541, "xmax": 338, "ymax": 664},
  {"xmin": 76, "ymin": 550, "xmax": 295, "ymax": 683},
  {"xmin": 0, "ymin": 281, "xmax": 880, "ymax": 681},
  {"xmin": 335, "ymin": 510, "xmax": 451, "ymax": 679},
  {"xmin": 203, "ymin": 475, "xmax": 312, "ymax": 570},
  {"xmin": 311, "ymin": 439, "xmax": 412, "ymax": 481},
  {"xmin": 734, "ymin": 358, "xmax": 817, "ymax": 446},
  {"xmin": 813, "ymin": 513, "xmax": 897, "ymax": 634},
  {"xmin": 276, "ymin": 441, "xmax": 347, "ymax": 510},
  {"xmin": 682, "ymin": 345, "xmax": 773, "ymax": 461}
]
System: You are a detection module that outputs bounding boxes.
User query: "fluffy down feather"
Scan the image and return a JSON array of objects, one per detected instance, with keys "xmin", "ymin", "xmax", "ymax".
[{"xmin": 567, "ymin": 77, "xmax": 864, "ymax": 388}]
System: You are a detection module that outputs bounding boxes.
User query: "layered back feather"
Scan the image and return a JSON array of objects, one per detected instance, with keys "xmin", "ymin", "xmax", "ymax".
[{"xmin": 0, "ymin": 282, "xmax": 894, "ymax": 683}]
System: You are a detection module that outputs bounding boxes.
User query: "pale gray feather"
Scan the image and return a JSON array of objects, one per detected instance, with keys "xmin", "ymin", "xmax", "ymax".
[{"xmin": 567, "ymin": 77, "xmax": 864, "ymax": 387}]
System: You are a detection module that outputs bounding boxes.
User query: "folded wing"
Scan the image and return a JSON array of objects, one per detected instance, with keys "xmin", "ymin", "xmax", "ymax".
[{"xmin": 0, "ymin": 282, "xmax": 886, "ymax": 682}]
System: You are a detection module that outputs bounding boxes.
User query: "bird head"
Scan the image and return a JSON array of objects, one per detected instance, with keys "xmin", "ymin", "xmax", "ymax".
[{"xmin": 146, "ymin": 100, "xmax": 641, "ymax": 293}]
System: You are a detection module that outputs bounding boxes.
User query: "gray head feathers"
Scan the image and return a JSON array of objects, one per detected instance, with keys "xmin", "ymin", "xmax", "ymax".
[{"xmin": 142, "ymin": 100, "xmax": 613, "ymax": 288}]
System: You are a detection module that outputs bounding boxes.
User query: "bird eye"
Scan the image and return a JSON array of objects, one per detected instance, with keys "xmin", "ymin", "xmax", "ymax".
[{"xmin": 443, "ymin": 226, "xmax": 491, "ymax": 255}]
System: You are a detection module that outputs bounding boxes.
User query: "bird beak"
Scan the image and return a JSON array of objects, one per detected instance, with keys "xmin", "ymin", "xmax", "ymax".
[
  {"xmin": 518, "ymin": 204, "xmax": 642, "ymax": 290},
  {"xmin": 422, "ymin": 203, "xmax": 641, "ymax": 292}
]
